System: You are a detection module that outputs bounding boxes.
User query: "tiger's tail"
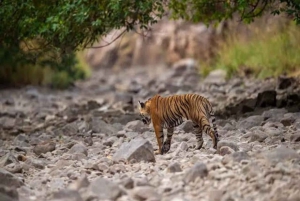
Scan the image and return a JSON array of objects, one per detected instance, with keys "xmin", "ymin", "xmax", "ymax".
[{"xmin": 210, "ymin": 109, "xmax": 219, "ymax": 138}]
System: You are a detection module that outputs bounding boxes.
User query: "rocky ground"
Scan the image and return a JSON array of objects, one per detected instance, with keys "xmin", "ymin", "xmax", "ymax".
[{"xmin": 1, "ymin": 60, "xmax": 300, "ymax": 201}]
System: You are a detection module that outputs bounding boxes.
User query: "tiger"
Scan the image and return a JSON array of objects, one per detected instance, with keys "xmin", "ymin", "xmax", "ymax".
[{"xmin": 138, "ymin": 93, "xmax": 219, "ymax": 155}]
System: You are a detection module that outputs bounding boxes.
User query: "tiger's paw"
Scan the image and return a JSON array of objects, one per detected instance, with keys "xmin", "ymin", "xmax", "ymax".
[{"xmin": 161, "ymin": 142, "xmax": 171, "ymax": 154}]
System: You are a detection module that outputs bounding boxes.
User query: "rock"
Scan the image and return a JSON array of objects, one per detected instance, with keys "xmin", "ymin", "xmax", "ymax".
[
  {"xmin": 86, "ymin": 100, "xmax": 103, "ymax": 110},
  {"xmin": 277, "ymin": 75, "xmax": 295, "ymax": 90},
  {"xmin": 167, "ymin": 162, "xmax": 182, "ymax": 173},
  {"xmin": 132, "ymin": 186, "xmax": 161, "ymax": 201},
  {"xmin": 125, "ymin": 132, "xmax": 139, "ymax": 139},
  {"xmin": 255, "ymin": 90, "xmax": 277, "ymax": 107},
  {"xmin": 0, "ymin": 168, "xmax": 23, "ymax": 187},
  {"xmin": 113, "ymin": 138, "xmax": 155, "ymax": 163},
  {"xmin": 217, "ymin": 140, "xmax": 239, "ymax": 151},
  {"xmin": 12, "ymin": 134, "xmax": 30, "ymax": 147},
  {"xmin": 173, "ymin": 142, "xmax": 189, "ymax": 156},
  {"xmin": 119, "ymin": 177, "xmax": 134, "ymax": 189},
  {"xmin": 25, "ymin": 158, "xmax": 47, "ymax": 169},
  {"xmin": 262, "ymin": 108, "xmax": 287, "ymax": 121},
  {"xmin": 87, "ymin": 178, "xmax": 123, "ymax": 201},
  {"xmin": 263, "ymin": 146, "xmax": 300, "ymax": 164},
  {"xmin": 68, "ymin": 143, "xmax": 88, "ymax": 156},
  {"xmin": 50, "ymin": 189, "xmax": 83, "ymax": 201},
  {"xmin": 68, "ymin": 175, "xmax": 90, "ymax": 191},
  {"xmin": 222, "ymin": 151, "xmax": 250, "ymax": 164},
  {"xmin": 111, "ymin": 114, "xmax": 140, "ymax": 125},
  {"xmin": 125, "ymin": 120, "xmax": 149, "ymax": 133},
  {"xmin": 91, "ymin": 118, "xmax": 119, "ymax": 134},
  {"xmin": 114, "ymin": 92, "xmax": 133, "ymax": 104},
  {"xmin": 290, "ymin": 134, "xmax": 300, "ymax": 142},
  {"xmin": 238, "ymin": 115, "xmax": 264, "ymax": 130},
  {"xmin": 0, "ymin": 185, "xmax": 19, "ymax": 201},
  {"xmin": 103, "ymin": 136, "xmax": 118, "ymax": 147},
  {"xmin": 280, "ymin": 114, "xmax": 296, "ymax": 126},
  {"xmin": 209, "ymin": 190, "xmax": 224, "ymax": 201},
  {"xmin": 249, "ymin": 131, "xmax": 268, "ymax": 142},
  {"xmin": 178, "ymin": 121, "xmax": 194, "ymax": 133},
  {"xmin": 184, "ymin": 162, "xmax": 208, "ymax": 183},
  {"xmin": 219, "ymin": 146, "xmax": 235, "ymax": 156},
  {"xmin": 0, "ymin": 117, "xmax": 15, "ymax": 130},
  {"xmin": 204, "ymin": 69, "xmax": 226, "ymax": 85},
  {"xmin": 33, "ymin": 141, "xmax": 56, "ymax": 156}
]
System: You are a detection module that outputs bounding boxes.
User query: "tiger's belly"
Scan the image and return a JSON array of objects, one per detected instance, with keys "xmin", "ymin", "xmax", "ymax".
[{"xmin": 163, "ymin": 117, "xmax": 188, "ymax": 128}]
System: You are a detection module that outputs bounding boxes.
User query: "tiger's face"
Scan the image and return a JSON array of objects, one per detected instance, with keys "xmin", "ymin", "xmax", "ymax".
[{"xmin": 138, "ymin": 100, "xmax": 151, "ymax": 126}]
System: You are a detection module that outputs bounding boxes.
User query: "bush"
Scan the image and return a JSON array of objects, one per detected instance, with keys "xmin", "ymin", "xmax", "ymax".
[
  {"xmin": 0, "ymin": 44, "xmax": 89, "ymax": 88},
  {"xmin": 203, "ymin": 21, "xmax": 300, "ymax": 78}
]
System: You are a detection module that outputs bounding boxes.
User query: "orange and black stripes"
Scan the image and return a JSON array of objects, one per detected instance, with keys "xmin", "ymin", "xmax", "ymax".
[{"xmin": 138, "ymin": 93, "xmax": 219, "ymax": 155}]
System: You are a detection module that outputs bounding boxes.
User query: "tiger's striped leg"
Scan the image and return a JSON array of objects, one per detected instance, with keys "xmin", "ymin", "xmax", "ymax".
[
  {"xmin": 193, "ymin": 123, "xmax": 204, "ymax": 150},
  {"xmin": 200, "ymin": 117, "xmax": 218, "ymax": 149},
  {"xmin": 154, "ymin": 124, "xmax": 164, "ymax": 155},
  {"xmin": 162, "ymin": 127, "xmax": 174, "ymax": 154}
]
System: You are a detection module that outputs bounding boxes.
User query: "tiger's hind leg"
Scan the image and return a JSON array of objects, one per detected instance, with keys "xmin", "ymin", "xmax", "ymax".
[
  {"xmin": 192, "ymin": 122, "xmax": 204, "ymax": 150},
  {"xmin": 161, "ymin": 127, "xmax": 174, "ymax": 154},
  {"xmin": 200, "ymin": 116, "xmax": 218, "ymax": 149}
]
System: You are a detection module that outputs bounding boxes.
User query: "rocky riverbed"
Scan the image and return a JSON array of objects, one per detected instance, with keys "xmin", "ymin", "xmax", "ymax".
[{"xmin": 1, "ymin": 60, "xmax": 300, "ymax": 201}]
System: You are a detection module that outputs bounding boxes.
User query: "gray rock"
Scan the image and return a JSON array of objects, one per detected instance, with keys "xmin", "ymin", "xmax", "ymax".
[
  {"xmin": 0, "ymin": 168, "xmax": 23, "ymax": 187},
  {"xmin": 238, "ymin": 115, "xmax": 264, "ymax": 130},
  {"xmin": 290, "ymin": 134, "xmax": 300, "ymax": 142},
  {"xmin": 50, "ymin": 189, "xmax": 83, "ymax": 201},
  {"xmin": 111, "ymin": 114, "xmax": 140, "ymax": 125},
  {"xmin": 280, "ymin": 114, "xmax": 296, "ymax": 126},
  {"xmin": 217, "ymin": 140, "xmax": 239, "ymax": 151},
  {"xmin": 184, "ymin": 162, "xmax": 208, "ymax": 183},
  {"xmin": 222, "ymin": 151, "xmax": 250, "ymax": 164},
  {"xmin": 68, "ymin": 143, "xmax": 88, "ymax": 156},
  {"xmin": 178, "ymin": 121, "xmax": 194, "ymax": 133},
  {"xmin": 125, "ymin": 132, "xmax": 139, "ymax": 139},
  {"xmin": 263, "ymin": 146, "xmax": 300, "ymax": 164},
  {"xmin": 167, "ymin": 162, "xmax": 182, "ymax": 173},
  {"xmin": 0, "ymin": 117, "xmax": 15, "ymax": 130},
  {"xmin": 219, "ymin": 146, "xmax": 235, "ymax": 156},
  {"xmin": 262, "ymin": 108, "xmax": 287, "ymax": 121},
  {"xmin": 68, "ymin": 175, "xmax": 90, "ymax": 191},
  {"xmin": 125, "ymin": 120, "xmax": 149, "ymax": 133},
  {"xmin": 92, "ymin": 118, "xmax": 119, "ymax": 134},
  {"xmin": 25, "ymin": 158, "xmax": 47, "ymax": 169},
  {"xmin": 119, "ymin": 177, "xmax": 134, "ymax": 189},
  {"xmin": 33, "ymin": 141, "xmax": 56, "ymax": 156},
  {"xmin": 132, "ymin": 186, "xmax": 161, "ymax": 201},
  {"xmin": 0, "ymin": 185, "xmax": 19, "ymax": 201},
  {"xmin": 103, "ymin": 136, "xmax": 118, "ymax": 147},
  {"xmin": 87, "ymin": 178, "xmax": 123, "ymax": 201},
  {"xmin": 249, "ymin": 131, "xmax": 268, "ymax": 142},
  {"xmin": 113, "ymin": 138, "xmax": 155, "ymax": 163},
  {"xmin": 173, "ymin": 142, "xmax": 189, "ymax": 156},
  {"xmin": 12, "ymin": 134, "xmax": 30, "ymax": 147}
]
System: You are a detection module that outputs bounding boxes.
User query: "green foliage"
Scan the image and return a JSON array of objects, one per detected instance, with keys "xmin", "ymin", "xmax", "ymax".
[
  {"xmin": 168, "ymin": 0, "xmax": 300, "ymax": 25},
  {"xmin": 207, "ymin": 22, "xmax": 300, "ymax": 78},
  {"xmin": 0, "ymin": 0, "xmax": 164, "ymax": 53}
]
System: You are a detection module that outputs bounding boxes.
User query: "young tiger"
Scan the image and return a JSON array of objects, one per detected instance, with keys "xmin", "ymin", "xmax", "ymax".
[{"xmin": 138, "ymin": 93, "xmax": 219, "ymax": 155}]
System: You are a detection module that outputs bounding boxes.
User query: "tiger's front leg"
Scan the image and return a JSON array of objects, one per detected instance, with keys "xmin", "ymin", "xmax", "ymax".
[
  {"xmin": 153, "ymin": 124, "xmax": 164, "ymax": 155},
  {"xmin": 162, "ymin": 127, "xmax": 174, "ymax": 154}
]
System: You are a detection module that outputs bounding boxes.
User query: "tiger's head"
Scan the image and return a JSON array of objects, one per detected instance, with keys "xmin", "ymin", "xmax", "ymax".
[{"xmin": 138, "ymin": 99, "xmax": 151, "ymax": 126}]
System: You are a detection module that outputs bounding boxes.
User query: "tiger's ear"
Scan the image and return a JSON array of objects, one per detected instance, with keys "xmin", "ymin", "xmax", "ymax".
[{"xmin": 138, "ymin": 100, "xmax": 145, "ymax": 109}]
